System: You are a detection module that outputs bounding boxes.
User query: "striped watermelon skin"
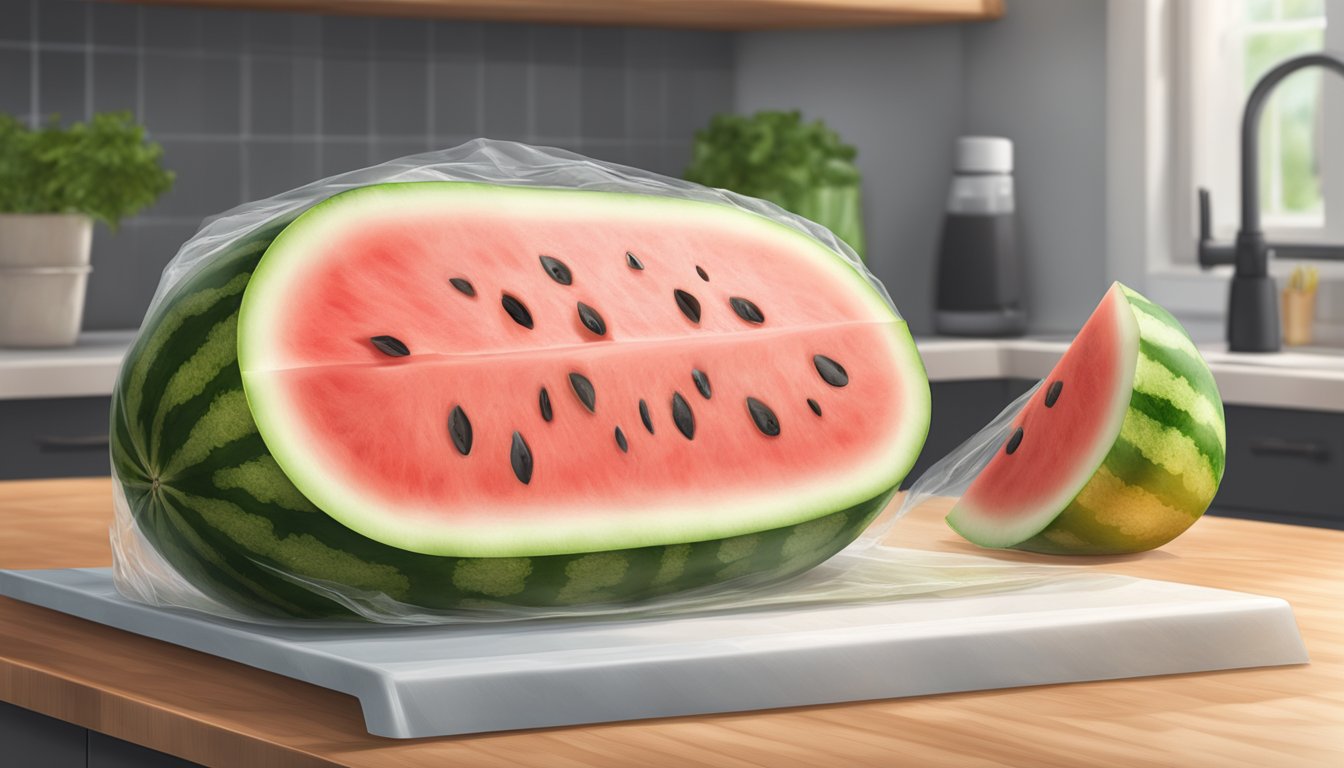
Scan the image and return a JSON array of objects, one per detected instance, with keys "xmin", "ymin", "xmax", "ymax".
[
  {"xmin": 1012, "ymin": 286, "xmax": 1226, "ymax": 554},
  {"xmin": 110, "ymin": 226, "xmax": 890, "ymax": 620}
]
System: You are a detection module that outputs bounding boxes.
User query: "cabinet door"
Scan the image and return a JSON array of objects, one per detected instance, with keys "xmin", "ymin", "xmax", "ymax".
[
  {"xmin": 0, "ymin": 701, "xmax": 86, "ymax": 768},
  {"xmin": 1209, "ymin": 405, "xmax": 1344, "ymax": 529},
  {"xmin": 88, "ymin": 731, "xmax": 204, "ymax": 768},
  {"xmin": 0, "ymin": 397, "xmax": 112, "ymax": 479}
]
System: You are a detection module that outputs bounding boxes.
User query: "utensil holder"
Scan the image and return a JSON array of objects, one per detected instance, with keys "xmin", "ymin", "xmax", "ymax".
[{"xmin": 1281, "ymin": 288, "xmax": 1316, "ymax": 347}]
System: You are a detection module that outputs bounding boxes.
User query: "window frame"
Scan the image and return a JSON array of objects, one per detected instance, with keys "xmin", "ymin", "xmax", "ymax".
[
  {"xmin": 1106, "ymin": 0, "xmax": 1344, "ymax": 340},
  {"xmin": 1176, "ymin": 0, "xmax": 1342, "ymax": 248}
]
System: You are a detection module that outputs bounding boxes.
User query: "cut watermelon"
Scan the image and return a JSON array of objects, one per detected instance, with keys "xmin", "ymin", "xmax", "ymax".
[
  {"xmin": 946, "ymin": 283, "xmax": 1226, "ymax": 554},
  {"xmin": 111, "ymin": 181, "xmax": 929, "ymax": 617}
]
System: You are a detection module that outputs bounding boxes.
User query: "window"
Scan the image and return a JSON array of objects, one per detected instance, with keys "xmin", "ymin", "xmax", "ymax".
[
  {"xmin": 1180, "ymin": 0, "xmax": 1343, "ymax": 250},
  {"xmin": 1105, "ymin": 0, "xmax": 1344, "ymax": 330}
]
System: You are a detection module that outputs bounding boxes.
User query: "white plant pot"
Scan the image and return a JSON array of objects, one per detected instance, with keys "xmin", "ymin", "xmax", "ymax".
[{"xmin": 0, "ymin": 213, "xmax": 95, "ymax": 347}]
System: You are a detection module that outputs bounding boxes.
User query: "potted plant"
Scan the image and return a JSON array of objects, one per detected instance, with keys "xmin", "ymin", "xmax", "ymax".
[
  {"xmin": 684, "ymin": 110, "xmax": 867, "ymax": 261},
  {"xmin": 0, "ymin": 111, "xmax": 173, "ymax": 347}
]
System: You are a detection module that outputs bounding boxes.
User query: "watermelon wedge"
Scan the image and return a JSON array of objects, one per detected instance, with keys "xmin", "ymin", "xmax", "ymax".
[
  {"xmin": 946, "ymin": 283, "xmax": 1226, "ymax": 554},
  {"xmin": 111, "ymin": 181, "xmax": 930, "ymax": 617}
]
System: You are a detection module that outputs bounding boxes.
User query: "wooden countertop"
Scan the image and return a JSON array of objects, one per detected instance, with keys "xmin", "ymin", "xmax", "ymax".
[{"xmin": 2, "ymin": 478, "xmax": 1341, "ymax": 767}]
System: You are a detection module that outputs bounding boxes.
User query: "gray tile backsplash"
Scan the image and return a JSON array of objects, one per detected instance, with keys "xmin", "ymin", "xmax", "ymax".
[
  {"xmin": 249, "ymin": 55, "xmax": 319, "ymax": 135},
  {"xmin": 246, "ymin": 140, "xmax": 317, "ymax": 200},
  {"xmin": 36, "ymin": 48, "xmax": 84, "ymax": 121},
  {"xmin": 89, "ymin": 3, "xmax": 139, "ymax": 47},
  {"xmin": 35, "ymin": 0, "xmax": 86, "ymax": 43},
  {"xmin": 90, "ymin": 51, "xmax": 138, "ymax": 115},
  {"xmin": 0, "ymin": 48, "xmax": 30, "ymax": 115},
  {"xmin": 1, "ymin": 0, "xmax": 734, "ymax": 330}
]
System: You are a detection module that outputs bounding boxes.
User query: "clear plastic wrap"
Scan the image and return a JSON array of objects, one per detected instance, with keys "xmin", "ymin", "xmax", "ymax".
[{"xmin": 110, "ymin": 139, "xmax": 1064, "ymax": 625}]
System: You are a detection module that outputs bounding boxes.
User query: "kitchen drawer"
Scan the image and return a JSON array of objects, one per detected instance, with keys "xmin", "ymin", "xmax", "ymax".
[
  {"xmin": 89, "ymin": 731, "xmax": 203, "ymax": 768},
  {"xmin": 0, "ymin": 397, "xmax": 112, "ymax": 480},
  {"xmin": 1, "ymin": 701, "xmax": 85, "ymax": 768},
  {"xmin": 1209, "ymin": 405, "xmax": 1344, "ymax": 529}
]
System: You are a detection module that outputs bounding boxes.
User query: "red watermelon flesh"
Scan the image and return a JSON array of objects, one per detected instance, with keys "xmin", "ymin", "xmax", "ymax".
[
  {"xmin": 239, "ymin": 183, "xmax": 929, "ymax": 558},
  {"xmin": 948, "ymin": 286, "xmax": 1136, "ymax": 546}
]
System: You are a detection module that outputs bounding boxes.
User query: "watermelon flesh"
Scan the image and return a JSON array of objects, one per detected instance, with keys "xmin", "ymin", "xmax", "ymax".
[
  {"xmin": 111, "ymin": 181, "xmax": 930, "ymax": 618},
  {"xmin": 946, "ymin": 283, "xmax": 1226, "ymax": 554},
  {"xmin": 239, "ymin": 183, "xmax": 927, "ymax": 558}
]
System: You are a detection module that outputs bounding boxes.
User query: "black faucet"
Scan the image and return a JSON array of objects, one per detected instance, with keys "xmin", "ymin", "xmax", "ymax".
[{"xmin": 1198, "ymin": 53, "xmax": 1344, "ymax": 353}]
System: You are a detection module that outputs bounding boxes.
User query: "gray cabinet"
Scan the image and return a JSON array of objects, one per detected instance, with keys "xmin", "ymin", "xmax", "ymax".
[
  {"xmin": 0, "ymin": 397, "xmax": 112, "ymax": 480},
  {"xmin": 1, "ymin": 702, "xmax": 202, "ymax": 768},
  {"xmin": 1211, "ymin": 405, "xmax": 1343, "ymax": 529},
  {"xmin": 2, "ymin": 385, "xmax": 1339, "ymax": 528},
  {"xmin": 89, "ymin": 731, "xmax": 202, "ymax": 768},
  {"xmin": 1, "ymin": 700, "xmax": 85, "ymax": 768}
]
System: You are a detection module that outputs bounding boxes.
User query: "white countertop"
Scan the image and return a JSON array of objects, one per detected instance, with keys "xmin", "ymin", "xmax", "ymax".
[
  {"xmin": 0, "ymin": 330, "xmax": 135, "ymax": 400},
  {"xmin": 2, "ymin": 331, "xmax": 1342, "ymax": 412}
]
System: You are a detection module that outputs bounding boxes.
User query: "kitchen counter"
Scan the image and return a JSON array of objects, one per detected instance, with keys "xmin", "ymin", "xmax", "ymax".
[
  {"xmin": 0, "ymin": 331, "xmax": 135, "ymax": 400},
  {"xmin": 2, "ymin": 478, "xmax": 1341, "ymax": 767},
  {"xmin": 4, "ymin": 331, "xmax": 1340, "ymax": 412}
]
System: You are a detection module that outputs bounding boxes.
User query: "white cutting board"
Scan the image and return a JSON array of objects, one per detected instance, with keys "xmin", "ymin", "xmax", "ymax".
[{"xmin": 0, "ymin": 554, "xmax": 1307, "ymax": 739}]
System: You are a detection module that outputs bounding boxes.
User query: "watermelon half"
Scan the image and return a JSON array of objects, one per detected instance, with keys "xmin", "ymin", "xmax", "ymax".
[
  {"xmin": 946, "ymin": 283, "xmax": 1226, "ymax": 555},
  {"xmin": 111, "ymin": 181, "xmax": 930, "ymax": 618}
]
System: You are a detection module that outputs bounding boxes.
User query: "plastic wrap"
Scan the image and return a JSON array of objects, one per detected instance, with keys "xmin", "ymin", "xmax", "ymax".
[
  {"xmin": 110, "ymin": 139, "xmax": 1062, "ymax": 625},
  {"xmin": 879, "ymin": 381, "xmax": 1041, "ymax": 536}
]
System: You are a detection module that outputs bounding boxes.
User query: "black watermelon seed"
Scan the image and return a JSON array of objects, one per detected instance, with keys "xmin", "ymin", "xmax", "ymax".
[
  {"xmin": 1045, "ymin": 380, "xmax": 1063, "ymax": 408},
  {"xmin": 674, "ymin": 289, "xmax": 702, "ymax": 324},
  {"xmin": 729, "ymin": 297, "xmax": 765, "ymax": 324},
  {"xmin": 448, "ymin": 405, "xmax": 473, "ymax": 455},
  {"xmin": 569, "ymin": 372, "xmax": 596, "ymax": 413},
  {"xmin": 577, "ymin": 302, "xmax": 607, "ymax": 336},
  {"xmin": 691, "ymin": 368, "xmax": 712, "ymax": 399},
  {"xmin": 370, "ymin": 335, "xmax": 409, "ymax": 357},
  {"xmin": 539, "ymin": 255, "xmax": 573, "ymax": 286},
  {"xmin": 626, "ymin": 251, "xmax": 644, "ymax": 270},
  {"xmin": 639, "ymin": 399, "xmax": 654, "ymax": 434},
  {"xmin": 813, "ymin": 354, "xmax": 849, "ymax": 387},
  {"xmin": 501, "ymin": 293, "xmax": 534, "ymax": 329},
  {"xmin": 1005, "ymin": 426, "xmax": 1024, "ymax": 455},
  {"xmin": 615, "ymin": 426, "xmax": 628, "ymax": 453},
  {"xmin": 539, "ymin": 387, "xmax": 553, "ymax": 422},
  {"xmin": 671, "ymin": 392, "xmax": 695, "ymax": 440},
  {"xmin": 510, "ymin": 431, "xmax": 533, "ymax": 484},
  {"xmin": 696, "ymin": 265, "xmax": 709, "ymax": 281},
  {"xmin": 807, "ymin": 398, "xmax": 822, "ymax": 416},
  {"xmin": 449, "ymin": 277, "xmax": 476, "ymax": 297},
  {"xmin": 746, "ymin": 397, "xmax": 781, "ymax": 437}
]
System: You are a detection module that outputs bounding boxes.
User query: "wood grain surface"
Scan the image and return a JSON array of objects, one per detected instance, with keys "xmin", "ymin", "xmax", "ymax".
[
  {"xmin": 119, "ymin": 0, "xmax": 1004, "ymax": 30},
  {"xmin": 1, "ymin": 477, "xmax": 1341, "ymax": 767}
]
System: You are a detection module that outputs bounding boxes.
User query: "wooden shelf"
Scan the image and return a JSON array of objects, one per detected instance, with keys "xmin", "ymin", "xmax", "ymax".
[{"xmin": 123, "ymin": 0, "xmax": 1004, "ymax": 30}]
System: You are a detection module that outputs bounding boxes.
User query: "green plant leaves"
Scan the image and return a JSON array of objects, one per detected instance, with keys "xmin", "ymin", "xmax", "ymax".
[
  {"xmin": 683, "ymin": 110, "xmax": 866, "ymax": 260},
  {"xmin": 0, "ymin": 111, "xmax": 174, "ymax": 230}
]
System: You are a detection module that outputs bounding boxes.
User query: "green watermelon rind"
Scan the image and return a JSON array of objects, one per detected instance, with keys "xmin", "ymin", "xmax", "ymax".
[
  {"xmin": 236, "ymin": 182, "xmax": 930, "ymax": 558},
  {"xmin": 946, "ymin": 283, "xmax": 1227, "ymax": 554}
]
